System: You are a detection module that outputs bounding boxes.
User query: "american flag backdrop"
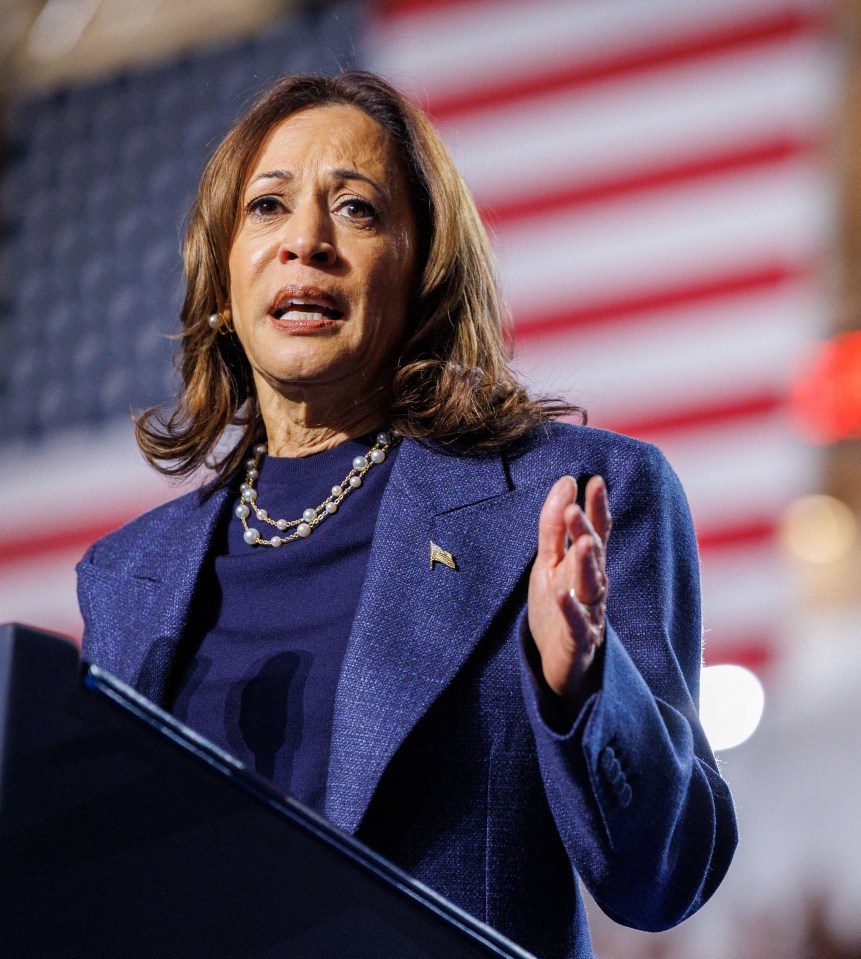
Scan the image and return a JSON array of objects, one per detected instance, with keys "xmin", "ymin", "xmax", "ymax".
[{"xmin": 0, "ymin": 0, "xmax": 839, "ymax": 690}]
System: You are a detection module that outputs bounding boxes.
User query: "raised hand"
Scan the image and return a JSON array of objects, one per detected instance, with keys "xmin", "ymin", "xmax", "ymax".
[{"xmin": 527, "ymin": 474, "xmax": 612, "ymax": 707}]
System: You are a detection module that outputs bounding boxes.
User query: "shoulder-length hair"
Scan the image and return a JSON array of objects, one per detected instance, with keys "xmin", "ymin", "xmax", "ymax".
[{"xmin": 136, "ymin": 71, "xmax": 582, "ymax": 485}]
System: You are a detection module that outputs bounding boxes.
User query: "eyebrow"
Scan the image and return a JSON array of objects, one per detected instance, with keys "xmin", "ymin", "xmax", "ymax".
[{"xmin": 248, "ymin": 167, "xmax": 386, "ymax": 196}]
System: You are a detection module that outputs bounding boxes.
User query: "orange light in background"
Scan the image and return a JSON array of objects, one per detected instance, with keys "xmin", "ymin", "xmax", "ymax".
[{"xmin": 790, "ymin": 331, "xmax": 861, "ymax": 443}]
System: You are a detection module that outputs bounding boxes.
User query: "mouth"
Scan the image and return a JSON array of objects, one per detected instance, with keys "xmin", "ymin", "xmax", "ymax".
[{"xmin": 269, "ymin": 286, "xmax": 345, "ymax": 322}]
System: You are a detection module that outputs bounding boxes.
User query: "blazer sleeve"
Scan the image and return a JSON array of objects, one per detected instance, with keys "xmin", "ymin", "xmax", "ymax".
[{"xmin": 519, "ymin": 440, "xmax": 738, "ymax": 932}]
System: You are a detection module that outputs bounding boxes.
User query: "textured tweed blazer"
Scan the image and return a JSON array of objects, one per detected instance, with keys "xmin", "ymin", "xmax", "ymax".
[{"xmin": 77, "ymin": 422, "xmax": 737, "ymax": 959}]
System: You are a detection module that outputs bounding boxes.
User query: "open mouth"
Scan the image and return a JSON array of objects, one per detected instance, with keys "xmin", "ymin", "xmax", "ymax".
[{"xmin": 269, "ymin": 289, "xmax": 345, "ymax": 322}]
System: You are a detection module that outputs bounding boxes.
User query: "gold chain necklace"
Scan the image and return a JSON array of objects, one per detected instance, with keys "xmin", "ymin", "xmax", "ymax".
[{"xmin": 235, "ymin": 431, "xmax": 397, "ymax": 547}]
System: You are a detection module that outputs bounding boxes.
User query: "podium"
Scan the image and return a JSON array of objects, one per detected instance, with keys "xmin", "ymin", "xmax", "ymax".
[{"xmin": 0, "ymin": 624, "xmax": 535, "ymax": 959}]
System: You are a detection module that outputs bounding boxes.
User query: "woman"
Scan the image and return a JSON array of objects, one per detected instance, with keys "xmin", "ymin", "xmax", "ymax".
[{"xmin": 77, "ymin": 71, "xmax": 737, "ymax": 958}]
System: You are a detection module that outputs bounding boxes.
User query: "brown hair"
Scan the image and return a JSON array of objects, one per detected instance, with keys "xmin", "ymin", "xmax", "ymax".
[{"xmin": 136, "ymin": 71, "xmax": 582, "ymax": 484}]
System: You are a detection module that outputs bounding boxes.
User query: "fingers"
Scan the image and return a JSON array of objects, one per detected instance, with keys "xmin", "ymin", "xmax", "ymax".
[
  {"xmin": 569, "ymin": 531, "xmax": 606, "ymax": 608},
  {"xmin": 560, "ymin": 585, "xmax": 605, "ymax": 661},
  {"xmin": 529, "ymin": 474, "xmax": 611, "ymax": 698},
  {"xmin": 559, "ymin": 477, "xmax": 610, "ymax": 550},
  {"xmin": 537, "ymin": 474, "xmax": 613, "ymax": 578},
  {"xmin": 536, "ymin": 475, "xmax": 578, "ymax": 565},
  {"xmin": 552, "ymin": 538, "xmax": 605, "ymax": 657},
  {"xmin": 584, "ymin": 475, "xmax": 612, "ymax": 549},
  {"xmin": 558, "ymin": 535, "xmax": 606, "ymax": 650},
  {"xmin": 561, "ymin": 484, "xmax": 608, "ymax": 608},
  {"xmin": 559, "ymin": 533, "xmax": 607, "ymax": 606}
]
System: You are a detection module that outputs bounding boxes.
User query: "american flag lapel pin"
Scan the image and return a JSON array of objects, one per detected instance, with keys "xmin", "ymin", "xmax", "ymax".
[{"xmin": 429, "ymin": 541, "xmax": 457, "ymax": 571}]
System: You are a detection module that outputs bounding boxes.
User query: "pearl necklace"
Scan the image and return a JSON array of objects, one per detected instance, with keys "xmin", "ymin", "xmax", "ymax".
[{"xmin": 235, "ymin": 431, "xmax": 397, "ymax": 547}]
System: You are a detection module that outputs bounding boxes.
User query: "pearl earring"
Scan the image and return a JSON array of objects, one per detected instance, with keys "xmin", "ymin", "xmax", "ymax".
[{"xmin": 208, "ymin": 311, "xmax": 233, "ymax": 334}]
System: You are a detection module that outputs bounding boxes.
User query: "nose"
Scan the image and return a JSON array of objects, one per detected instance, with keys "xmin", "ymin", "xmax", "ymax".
[{"xmin": 277, "ymin": 203, "xmax": 336, "ymax": 266}]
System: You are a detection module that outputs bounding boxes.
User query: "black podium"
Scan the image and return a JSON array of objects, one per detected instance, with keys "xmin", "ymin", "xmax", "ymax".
[{"xmin": 0, "ymin": 624, "xmax": 535, "ymax": 959}]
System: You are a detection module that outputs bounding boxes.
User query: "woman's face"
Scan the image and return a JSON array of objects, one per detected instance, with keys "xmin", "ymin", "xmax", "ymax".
[{"xmin": 227, "ymin": 104, "xmax": 418, "ymax": 412}]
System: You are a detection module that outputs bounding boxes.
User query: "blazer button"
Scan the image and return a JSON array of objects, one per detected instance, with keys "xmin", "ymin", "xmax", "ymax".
[
  {"xmin": 618, "ymin": 783, "xmax": 633, "ymax": 808},
  {"xmin": 599, "ymin": 746, "xmax": 615, "ymax": 772}
]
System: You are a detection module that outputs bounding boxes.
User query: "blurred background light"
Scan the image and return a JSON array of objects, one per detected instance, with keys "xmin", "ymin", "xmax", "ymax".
[
  {"xmin": 791, "ymin": 330, "xmax": 861, "ymax": 444},
  {"xmin": 780, "ymin": 492, "xmax": 857, "ymax": 564},
  {"xmin": 700, "ymin": 663, "xmax": 766, "ymax": 751},
  {"xmin": 26, "ymin": 0, "xmax": 103, "ymax": 63},
  {"xmin": 98, "ymin": 0, "xmax": 161, "ymax": 39}
]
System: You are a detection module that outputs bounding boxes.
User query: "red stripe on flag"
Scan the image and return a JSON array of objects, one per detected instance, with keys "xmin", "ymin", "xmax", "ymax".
[
  {"xmin": 480, "ymin": 136, "xmax": 813, "ymax": 226},
  {"xmin": 424, "ymin": 9, "xmax": 828, "ymax": 121},
  {"xmin": 703, "ymin": 638, "xmax": 775, "ymax": 672},
  {"xmin": 697, "ymin": 519, "xmax": 777, "ymax": 553},
  {"xmin": 375, "ymin": 0, "xmax": 473, "ymax": 16},
  {"xmin": 599, "ymin": 391, "xmax": 786, "ymax": 441},
  {"xmin": 0, "ymin": 513, "xmax": 156, "ymax": 567},
  {"xmin": 513, "ymin": 262, "xmax": 810, "ymax": 340}
]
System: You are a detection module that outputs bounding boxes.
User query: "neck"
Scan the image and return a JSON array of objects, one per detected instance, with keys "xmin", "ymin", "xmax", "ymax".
[{"xmin": 256, "ymin": 385, "xmax": 390, "ymax": 458}]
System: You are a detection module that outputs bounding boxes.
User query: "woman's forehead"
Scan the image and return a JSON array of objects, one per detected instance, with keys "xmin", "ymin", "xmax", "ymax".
[{"xmin": 248, "ymin": 105, "xmax": 397, "ymax": 184}]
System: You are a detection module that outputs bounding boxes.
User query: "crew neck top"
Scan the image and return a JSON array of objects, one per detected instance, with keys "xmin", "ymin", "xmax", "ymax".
[{"xmin": 171, "ymin": 436, "xmax": 398, "ymax": 812}]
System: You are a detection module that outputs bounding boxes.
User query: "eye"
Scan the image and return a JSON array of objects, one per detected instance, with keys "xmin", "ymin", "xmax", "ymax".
[
  {"xmin": 335, "ymin": 196, "xmax": 378, "ymax": 222},
  {"xmin": 246, "ymin": 195, "xmax": 285, "ymax": 217}
]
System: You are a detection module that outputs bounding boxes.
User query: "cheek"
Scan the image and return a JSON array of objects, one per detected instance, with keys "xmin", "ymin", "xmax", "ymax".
[
  {"xmin": 228, "ymin": 236, "xmax": 274, "ymax": 303},
  {"xmin": 227, "ymin": 247, "xmax": 244, "ymax": 304},
  {"xmin": 363, "ymin": 268, "xmax": 410, "ymax": 324},
  {"xmin": 247, "ymin": 241, "xmax": 272, "ymax": 271},
  {"xmin": 366, "ymin": 238, "xmax": 416, "ymax": 307}
]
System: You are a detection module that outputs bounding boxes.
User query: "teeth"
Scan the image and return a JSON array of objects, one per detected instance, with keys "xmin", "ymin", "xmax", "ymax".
[
  {"xmin": 288, "ymin": 299, "xmax": 328, "ymax": 312},
  {"xmin": 280, "ymin": 310, "xmax": 325, "ymax": 321}
]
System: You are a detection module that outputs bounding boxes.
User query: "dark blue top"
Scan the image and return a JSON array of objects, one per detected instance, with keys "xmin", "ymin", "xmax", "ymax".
[{"xmin": 171, "ymin": 436, "xmax": 397, "ymax": 812}]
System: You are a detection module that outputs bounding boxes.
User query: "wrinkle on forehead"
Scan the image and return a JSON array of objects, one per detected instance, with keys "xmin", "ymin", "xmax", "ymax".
[{"xmin": 244, "ymin": 105, "xmax": 400, "ymax": 201}]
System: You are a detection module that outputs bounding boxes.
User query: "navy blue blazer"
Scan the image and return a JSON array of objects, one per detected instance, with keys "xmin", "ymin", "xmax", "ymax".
[{"xmin": 77, "ymin": 422, "xmax": 737, "ymax": 959}]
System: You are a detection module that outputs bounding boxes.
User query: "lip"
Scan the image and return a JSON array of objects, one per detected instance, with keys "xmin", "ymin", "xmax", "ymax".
[
  {"xmin": 268, "ymin": 285, "xmax": 346, "ymax": 322},
  {"xmin": 268, "ymin": 315, "xmax": 341, "ymax": 335}
]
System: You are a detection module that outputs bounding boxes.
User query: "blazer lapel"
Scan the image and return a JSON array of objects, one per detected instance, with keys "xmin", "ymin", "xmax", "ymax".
[
  {"xmin": 325, "ymin": 440, "xmax": 546, "ymax": 834},
  {"xmin": 78, "ymin": 487, "xmax": 232, "ymax": 706}
]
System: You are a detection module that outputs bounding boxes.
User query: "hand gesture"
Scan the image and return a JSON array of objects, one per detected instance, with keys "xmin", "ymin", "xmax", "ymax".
[{"xmin": 527, "ymin": 475, "xmax": 612, "ymax": 705}]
